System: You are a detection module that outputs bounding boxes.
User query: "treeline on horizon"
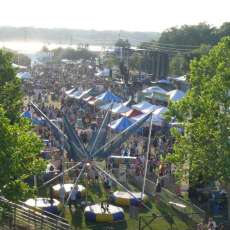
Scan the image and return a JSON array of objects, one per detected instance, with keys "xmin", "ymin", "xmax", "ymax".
[
  {"xmin": 142, "ymin": 22, "xmax": 230, "ymax": 75},
  {"xmin": 0, "ymin": 26, "xmax": 160, "ymax": 46}
]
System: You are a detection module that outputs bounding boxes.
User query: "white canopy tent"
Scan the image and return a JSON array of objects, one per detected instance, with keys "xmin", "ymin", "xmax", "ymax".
[
  {"xmin": 16, "ymin": 72, "xmax": 32, "ymax": 80},
  {"xmin": 167, "ymin": 89, "xmax": 185, "ymax": 101},
  {"xmin": 68, "ymin": 90, "xmax": 83, "ymax": 98},
  {"xmin": 153, "ymin": 106, "xmax": 168, "ymax": 119},
  {"xmin": 132, "ymin": 101, "xmax": 160, "ymax": 114},
  {"xmin": 65, "ymin": 88, "xmax": 76, "ymax": 95},
  {"xmin": 142, "ymin": 86, "xmax": 167, "ymax": 95},
  {"xmin": 132, "ymin": 113, "xmax": 163, "ymax": 127},
  {"xmin": 111, "ymin": 103, "xmax": 131, "ymax": 114}
]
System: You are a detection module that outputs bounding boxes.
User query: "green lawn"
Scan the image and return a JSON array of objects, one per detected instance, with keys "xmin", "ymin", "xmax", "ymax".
[{"xmin": 59, "ymin": 180, "xmax": 201, "ymax": 230}]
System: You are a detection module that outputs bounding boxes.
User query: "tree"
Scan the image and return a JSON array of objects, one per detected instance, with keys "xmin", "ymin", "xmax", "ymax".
[
  {"xmin": 129, "ymin": 53, "xmax": 142, "ymax": 71},
  {"xmin": 0, "ymin": 49, "xmax": 46, "ymax": 201},
  {"xmin": 115, "ymin": 38, "xmax": 131, "ymax": 48},
  {"xmin": 169, "ymin": 53, "xmax": 188, "ymax": 76},
  {"xmin": 159, "ymin": 23, "xmax": 217, "ymax": 46},
  {"xmin": 0, "ymin": 50, "xmax": 23, "ymax": 123},
  {"xmin": 0, "ymin": 107, "xmax": 46, "ymax": 201},
  {"xmin": 12, "ymin": 52, "xmax": 31, "ymax": 67},
  {"xmin": 167, "ymin": 37, "xmax": 230, "ymax": 218}
]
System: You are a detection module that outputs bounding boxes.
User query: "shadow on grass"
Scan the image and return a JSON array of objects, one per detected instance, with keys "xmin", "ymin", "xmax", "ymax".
[
  {"xmin": 69, "ymin": 207, "xmax": 84, "ymax": 229},
  {"xmin": 157, "ymin": 201, "xmax": 175, "ymax": 225},
  {"xmin": 85, "ymin": 219, "xmax": 127, "ymax": 230},
  {"xmin": 89, "ymin": 183, "xmax": 104, "ymax": 199}
]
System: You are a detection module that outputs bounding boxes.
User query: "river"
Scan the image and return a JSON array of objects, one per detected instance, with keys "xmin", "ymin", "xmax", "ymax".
[{"xmin": 0, "ymin": 41, "xmax": 106, "ymax": 54}]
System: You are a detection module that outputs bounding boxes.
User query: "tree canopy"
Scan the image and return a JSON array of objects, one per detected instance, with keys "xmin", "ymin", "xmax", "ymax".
[
  {"xmin": 0, "ymin": 50, "xmax": 23, "ymax": 123},
  {"xmin": 52, "ymin": 47, "xmax": 97, "ymax": 61},
  {"xmin": 0, "ymin": 49, "xmax": 46, "ymax": 201},
  {"xmin": 115, "ymin": 38, "xmax": 131, "ymax": 48},
  {"xmin": 0, "ymin": 108, "xmax": 46, "ymax": 201},
  {"xmin": 167, "ymin": 37, "xmax": 230, "ymax": 188}
]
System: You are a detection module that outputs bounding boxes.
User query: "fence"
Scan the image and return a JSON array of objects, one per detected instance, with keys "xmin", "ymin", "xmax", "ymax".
[
  {"xmin": 128, "ymin": 175, "xmax": 206, "ymax": 224},
  {"xmin": 0, "ymin": 197, "xmax": 72, "ymax": 230},
  {"xmin": 139, "ymin": 213, "xmax": 202, "ymax": 230}
]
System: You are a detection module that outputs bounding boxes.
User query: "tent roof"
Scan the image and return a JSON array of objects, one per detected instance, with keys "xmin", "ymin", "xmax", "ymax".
[
  {"xmin": 68, "ymin": 90, "xmax": 83, "ymax": 98},
  {"xmin": 111, "ymin": 103, "xmax": 131, "ymax": 114},
  {"xmin": 141, "ymin": 104, "xmax": 161, "ymax": 114},
  {"xmin": 168, "ymin": 75, "xmax": 187, "ymax": 82},
  {"xmin": 75, "ymin": 88, "xmax": 92, "ymax": 100},
  {"xmin": 65, "ymin": 88, "xmax": 76, "ymax": 95},
  {"xmin": 157, "ymin": 79, "xmax": 172, "ymax": 84},
  {"xmin": 153, "ymin": 106, "xmax": 168, "ymax": 119},
  {"xmin": 132, "ymin": 101, "xmax": 155, "ymax": 112},
  {"xmin": 142, "ymin": 86, "xmax": 167, "ymax": 94},
  {"xmin": 99, "ymin": 102, "xmax": 120, "ymax": 111},
  {"xmin": 132, "ymin": 114, "xmax": 163, "ymax": 127},
  {"xmin": 17, "ymin": 72, "xmax": 32, "ymax": 80},
  {"xmin": 83, "ymin": 96, "xmax": 94, "ymax": 102},
  {"xmin": 96, "ymin": 90, "xmax": 122, "ymax": 103},
  {"xmin": 121, "ymin": 109, "xmax": 143, "ymax": 117},
  {"xmin": 167, "ymin": 89, "xmax": 185, "ymax": 101},
  {"xmin": 108, "ymin": 117, "xmax": 134, "ymax": 132}
]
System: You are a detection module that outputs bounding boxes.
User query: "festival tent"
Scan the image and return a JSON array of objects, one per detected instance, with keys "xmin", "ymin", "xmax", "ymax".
[
  {"xmin": 99, "ymin": 103, "xmax": 120, "ymax": 111},
  {"xmin": 167, "ymin": 89, "xmax": 185, "ymax": 101},
  {"xmin": 96, "ymin": 90, "xmax": 122, "ymax": 103},
  {"xmin": 111, "ymin": 103, "xmax": 131, "ymax": 114},
  {"xmin": 153, "ymin": 106, "xmax": 168, "ymax": 119},
  {"xmin": 142, "ymin": 86, "xmax": 167, "ymax": 95},
  {"xmin": 68, "ymin": 90, "xmax": 83, "ymax": 99},
  {"xmin": 132, "ymin": 113, "xmax": 163, "ymax": 127},
  {"xmin": 16, "ymin": 72, "xmax": 32, "ymax": 80},
  {"xmin": 141, "ymin": 104, "xmax": 161, "ymax": 114},
  {"xmin": 95, "ymin": 68, "xmax": 110, "ymax": 77},
  {"xmin": 132, "ymin": 101, "xmax": 159, "ymax": 113},
  {"xmin": 168, "ymin": 75, "xmax": 187, "ymax": 82},
  {"xmin": 123, "ymin": 97, "xmax": 132, "ymax": 106},
  {"xmin": 108, "ymin": 117, "xmax": 134, "ymax": 132},
  {"xmin": 74, "ymin": 88, "xmax": 93, "ymax": 100},
  {"xmin": 65, "ymin": 88, "xmax": 77, "ymax": 95},
  {"xmin": 132, "ymin": 101, "xmax": 153, "ymax": 111},
  {"xmin": 121, "ymin": 109, "xmax": 143, "ymax": 117},
  {"xmin": 83, "ymin": 96, "xmax": 94, "ymax": 102},
  {"xmin": 156, "ymin": 79, "xmax": 171, "ymax": 84}
]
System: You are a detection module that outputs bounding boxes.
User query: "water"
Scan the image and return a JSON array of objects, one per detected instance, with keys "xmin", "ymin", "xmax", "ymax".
[{"xmin": 0, "ymin": 41, "xmax": 105, "ymax": 54}]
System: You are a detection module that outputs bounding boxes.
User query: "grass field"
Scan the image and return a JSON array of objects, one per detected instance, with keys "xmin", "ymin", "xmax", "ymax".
[{"xmin": 58, "ymin": 179, "xmax": 202, "ymax": 230}]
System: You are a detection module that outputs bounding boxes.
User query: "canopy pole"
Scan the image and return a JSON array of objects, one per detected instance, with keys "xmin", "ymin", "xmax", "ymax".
[
  {"xmin": 89, "ymin": 102, "xmax": 112, "ymax": 156},
  {"xmin": 65, "ymin": 163, "xmax": 86, "ymax": 205},
  {"xmin": 141, "ymin": 112, "xmax": 154, "ymax": 200},
  {"xmin": 42, "ymin": 161, "xmax": 82, "ymax": 186}
]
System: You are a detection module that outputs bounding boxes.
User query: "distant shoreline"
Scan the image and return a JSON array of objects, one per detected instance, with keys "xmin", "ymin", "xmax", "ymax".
[{"xmin": 0, "ymin": 26, "xmax": 160, "ymax": 47}]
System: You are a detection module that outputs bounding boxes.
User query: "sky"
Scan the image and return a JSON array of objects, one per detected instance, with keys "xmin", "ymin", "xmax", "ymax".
[{"xmin": 1, "ymin": 0, "xmax": 230, "ymax": 32}]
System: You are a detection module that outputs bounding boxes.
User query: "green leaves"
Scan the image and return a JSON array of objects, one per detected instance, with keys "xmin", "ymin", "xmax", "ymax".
[
  {"xmin": 168, "ymin": 37, "xmax": 230, "ymax": 186},
  {"xmin": 0, "ymin": 50, "xmax": 46, "ymax": 201},
  {"xmin": 0, "ymin": 49, "xmax": 23, "ymax": 123},
  {"xmin": 0, "ymin": 107, "xmax": 46, "ymax": 201}
]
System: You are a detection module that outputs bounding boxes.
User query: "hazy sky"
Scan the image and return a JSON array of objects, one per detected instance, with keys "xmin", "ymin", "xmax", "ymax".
[{"xmin": 1, "ymin": 0, "xmax": 230, "ymax": 32}]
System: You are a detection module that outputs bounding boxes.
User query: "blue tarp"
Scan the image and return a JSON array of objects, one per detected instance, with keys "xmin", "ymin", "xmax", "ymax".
[
  {"xmin": 96, "ymin": 90, "xmax": 122, "ymax": 103},
  {"xmin": 109, "ymin": 117, "xmax": 134, "ymax": 132}
]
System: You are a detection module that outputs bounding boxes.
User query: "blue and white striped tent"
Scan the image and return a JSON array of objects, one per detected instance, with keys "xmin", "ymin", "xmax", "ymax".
[{"xmin": 96, "ymin": 90, "xmax": 122, "ymax": 103}]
